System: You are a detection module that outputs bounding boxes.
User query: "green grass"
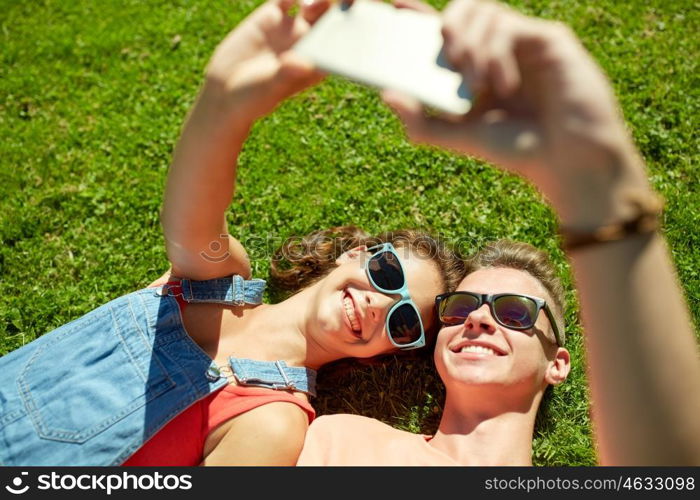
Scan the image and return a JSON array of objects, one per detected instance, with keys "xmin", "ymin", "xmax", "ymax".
[{"xmin": 1, "ymin": 0, "xmax": 698, "ymax": 466}]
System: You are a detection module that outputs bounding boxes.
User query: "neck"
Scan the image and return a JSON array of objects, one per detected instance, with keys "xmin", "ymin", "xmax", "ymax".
[
  {"xmin": 429, "ymin": 386, "xmax": 543, "ymax": 465},
  {"xmin": 220, "ymin": 284, "xmax": 340, "ymax": 370}
]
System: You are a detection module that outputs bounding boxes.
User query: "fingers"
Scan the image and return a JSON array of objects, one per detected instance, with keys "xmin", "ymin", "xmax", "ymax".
[
  {"xmin": 442, "ymin": 0, "xmax": 526, "ymax": 98},
  {"xmin": 381, "ymin": 90, "xmax": 424, "ymax": 130},
  {"xmin": 279, "ymin": 50, "xmax": 321, "ymax": 77},
  {"xmin": 300, "ymin": 0, "xmax": 331, "ymax": 24},
  {"xmin": 278, "ymin": 50, "xmax": 326, "ymax": 89},
  {"xmin": 275, "ymin": 0, "xmax": 329, "ymax": 22},
  {"xmin": 276, "ymin": 0, "xmax": 297, "ymax": 14},
  {"xmin": 382, "ymin": 88, "xmax": 540, "ymax": 170},
  {"xmin": 483, "ymin": 20, "xmax": 520, "ymax": 96},
  {"xmin": 445, "ymin": 2, "xmax": 497, "ymax": 92},
  {"xmin": 392, "ymin": 0, "xmax": 438, "ymax": 14},
  {"xmin": 338, "ymin": 0, "xmax": 436, "ymax": 13},
  {"xmin": 381, "ymin": 90, "xmax": 469, "ymax": 151}
]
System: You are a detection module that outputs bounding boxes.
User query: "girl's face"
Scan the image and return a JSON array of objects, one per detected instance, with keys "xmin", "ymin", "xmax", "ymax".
[
  {"xmin": 305, "ymin": 246, "xmax": 444, "ymax": 360},
  {"xmin": 433, "ymin": 267, "xmax": 569, "ymax": 397}
]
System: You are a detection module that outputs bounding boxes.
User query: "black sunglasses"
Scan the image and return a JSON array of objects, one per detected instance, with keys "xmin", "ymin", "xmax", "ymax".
[
  {"xmin": 435, "ymin": 291, "xmax": 564, "ymax": 346},
  {"xmin": 364, "ymin": 243, "xmax": 425, "ymax": 350}
]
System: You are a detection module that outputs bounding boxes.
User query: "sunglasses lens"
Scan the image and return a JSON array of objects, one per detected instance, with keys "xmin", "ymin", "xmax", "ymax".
[
  {"xmin": 493, "ymin": 295, "xmax": 537, "ymax": 329},
  {"xmin": 388, "ymin": 303, "xmax": 422, "ymax": 346},
  {"xmin": 368, "ymin": 250, "xmax": 404, "ymax": 291},
  {"xmin": 439, "ymin": 294, "xmax": 480, "ymax": 325}
]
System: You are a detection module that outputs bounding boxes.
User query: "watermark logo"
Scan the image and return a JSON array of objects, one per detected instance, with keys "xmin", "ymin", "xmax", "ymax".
[
  {"xmin": 5, "ymin": 472, "xmax": 29, "ymax": 495},
  {"xmin": 200, "ymin": 234, "xmax": 231, "ymax": 263}
]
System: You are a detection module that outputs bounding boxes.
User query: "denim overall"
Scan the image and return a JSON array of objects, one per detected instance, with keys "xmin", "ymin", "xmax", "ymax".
[{"xmin": 0, "ymin": 275, "xmax": 317, "ymax": 466}]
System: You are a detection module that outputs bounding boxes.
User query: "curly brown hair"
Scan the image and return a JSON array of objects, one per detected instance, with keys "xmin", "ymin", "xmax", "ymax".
[{"xmin": 269, "ymin": 225, "xmax": 466, "ymax": 351}]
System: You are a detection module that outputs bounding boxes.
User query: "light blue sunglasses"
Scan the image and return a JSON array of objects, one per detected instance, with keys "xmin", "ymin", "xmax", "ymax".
[{"xmin": 364, "ymin": 243, "xmax": 426, "ymax": 350}]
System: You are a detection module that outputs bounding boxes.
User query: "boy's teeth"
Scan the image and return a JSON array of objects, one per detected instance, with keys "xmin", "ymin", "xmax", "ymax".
[
  {"xmin": 460, "ymin": 345, "xmax": 497, "ymax": 355},
  {"xmin": 343, "ymin": 295, "xmax": 361, "ymax": 332}
]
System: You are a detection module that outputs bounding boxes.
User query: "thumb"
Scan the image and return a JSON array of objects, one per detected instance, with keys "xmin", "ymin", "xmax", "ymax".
[
  {"xmin": 277, "ymin": 50, "xmax": 326, "ymax": 91},
  {"xmin": 279, "ymin": 50, "xmax": 317, "ymax": 78},
  {"xmin": 381, "ymin": 89, "xmax": 471, "ymax": 151},
  {"xmin": 381, "ymin": 89, "xmax": 428, "ymax": 137}
]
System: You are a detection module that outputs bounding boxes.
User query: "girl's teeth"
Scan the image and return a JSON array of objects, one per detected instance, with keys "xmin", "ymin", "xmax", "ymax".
[
  {"xmin": 460, "ymin": 345, "xmax": 497, "ymax": 355},
  {"xmin": 343, "ymin": 296, "xmax": 361, "ymax": 332}
]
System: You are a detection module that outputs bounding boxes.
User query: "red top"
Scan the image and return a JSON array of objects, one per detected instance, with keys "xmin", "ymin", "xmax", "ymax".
[
  {"xmin": 122, "ymin": 384, "xmax": 315, "ymax": 466},
  {"xmin": 122, "ymin": 282, "xmax": 316, "ymax": 466}
]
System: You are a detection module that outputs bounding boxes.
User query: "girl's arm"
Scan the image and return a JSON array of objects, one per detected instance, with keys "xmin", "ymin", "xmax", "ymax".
[
  {"xmin": 161, "ymin": 0, "xmax": 328, "ymax": 280},
  {"xmin": 161, "ymin": 83, "xmax": 254, "ymax": 280},
  {"xmin": 200, "ymin": 402, "xmax": 309, "ymax": 466}
]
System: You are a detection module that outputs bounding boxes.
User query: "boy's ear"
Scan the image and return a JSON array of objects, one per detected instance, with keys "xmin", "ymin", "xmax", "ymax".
[
  {"xmin": 545, "ymin": 347, "xmax": 571, "ymax": 386},
  {"xmin": 335, "ymin": 245, "xmax": 368, "ymax": 265}
]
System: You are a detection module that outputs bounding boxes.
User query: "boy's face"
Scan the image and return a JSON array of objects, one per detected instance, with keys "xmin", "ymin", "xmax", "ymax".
[{"xmin": 433, "ymin": 267, "xmax": 569, "ymax": 399}]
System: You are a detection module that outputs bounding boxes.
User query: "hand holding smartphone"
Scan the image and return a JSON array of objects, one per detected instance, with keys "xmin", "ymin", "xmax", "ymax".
[{"xmin": 293, "ymin": 0, "xmax": 471, "ymax": 115}]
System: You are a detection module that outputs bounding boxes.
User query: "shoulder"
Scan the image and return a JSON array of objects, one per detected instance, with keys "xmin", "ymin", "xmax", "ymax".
[
  {"xmin": 210, "ymin": 384, "xmax": 315, "ymax": 424},
  {"xmin": 241, "ymin": 400, "xmax": 309, "ymax": 434},
  {"xmin": 202, "ymin": 401, "xmax": 309, "ymax": 466},
  {"xmin": 298, "ymin": 414, "xmax": 422, "ymax": 466}
]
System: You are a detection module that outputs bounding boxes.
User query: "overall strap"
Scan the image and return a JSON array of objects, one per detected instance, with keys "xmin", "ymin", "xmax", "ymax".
[
  {"xmin": 179, "ymin": 275, "xmax": 266, "ymax": 306},
  {"xmin": 226, "ymin": 358, "xmax": 318, "ymax": 397}
]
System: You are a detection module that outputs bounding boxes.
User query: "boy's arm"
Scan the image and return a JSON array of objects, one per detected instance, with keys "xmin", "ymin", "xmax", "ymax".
[
  {"xmin": 385, "ymin": 0, "xmax": 700, "ymax": 464},
  {"xmin": 571, "ymin": 223, "xmax": 700, "ymax": 464}
]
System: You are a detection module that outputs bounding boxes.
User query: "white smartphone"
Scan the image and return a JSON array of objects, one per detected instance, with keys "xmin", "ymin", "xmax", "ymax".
[{"xmin": 293, "ymin": 0, "xmax": 471, "ymax": 115}]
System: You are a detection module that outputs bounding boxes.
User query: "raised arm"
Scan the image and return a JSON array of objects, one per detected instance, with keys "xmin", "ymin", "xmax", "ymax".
[
  {"xmin": 161, "ymin": 0, "xmax": 328, "ymax": 280},
  {"xmin": 383, "ymin": 0, "xmax": 700, "ymax": 464}
]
